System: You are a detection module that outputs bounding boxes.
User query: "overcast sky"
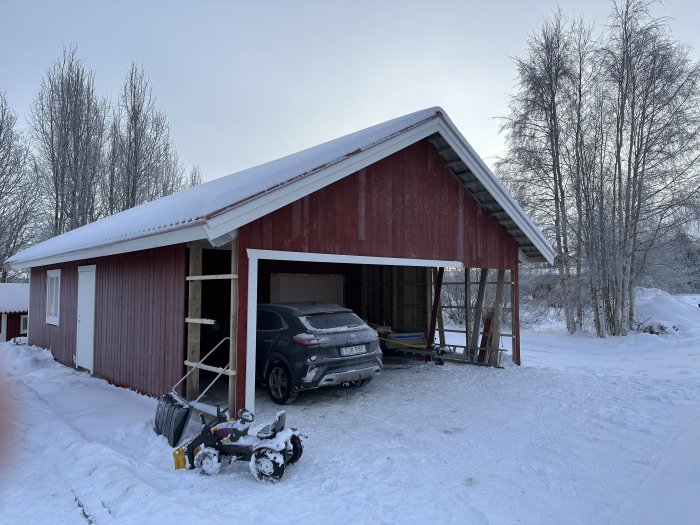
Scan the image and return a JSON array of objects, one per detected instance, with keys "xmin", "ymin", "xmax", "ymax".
[{"xmin": 2, "ymin": 0, "xmax": 698, "ymax": 182}]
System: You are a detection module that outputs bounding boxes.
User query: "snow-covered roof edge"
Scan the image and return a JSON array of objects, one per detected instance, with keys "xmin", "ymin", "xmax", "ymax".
[
  {"xmin": 0, "ymin": 283, "xmax": 30, "ymax": 313},
  {"xmin": 6, "ymin": 107, "xmax": 554, "ymax": 268}
]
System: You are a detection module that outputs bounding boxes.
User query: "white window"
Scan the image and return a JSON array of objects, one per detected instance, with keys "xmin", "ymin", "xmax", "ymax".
[
  {"xmin": 46, "ymin": 269, "xmax": 61, "ymax": 326},
  {"xmin": 20, "ymin": 315, "xmax": 28, "ymax": 335}
]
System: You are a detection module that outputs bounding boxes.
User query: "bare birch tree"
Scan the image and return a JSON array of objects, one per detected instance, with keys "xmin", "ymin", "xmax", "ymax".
[
  {"xmin": 500, "ymin": 10, "xmax": 579, "ymax": 334},
  {"xmin": 501, "ymin": 0, "xmax": 700, "ymax": 336},
  {"xmin": 28, "ymin": 46, "xmax": 108, "ymax": 236},
  {"xmin": 0, "ymin": 93, "xmax": 36, "ymax": 282},
  {"xmin": 105, "ymin": 63, "xmax": 186, "ymax": 213}
]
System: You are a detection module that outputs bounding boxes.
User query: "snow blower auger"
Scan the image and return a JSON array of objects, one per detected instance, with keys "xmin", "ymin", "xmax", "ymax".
[
  {"xmin": 154, "ymin": 337, "xmax": 231, "ymax": 447},
  {"xmin": 173, "ymin": 407, "xmax": 303, "ymax": 483}
]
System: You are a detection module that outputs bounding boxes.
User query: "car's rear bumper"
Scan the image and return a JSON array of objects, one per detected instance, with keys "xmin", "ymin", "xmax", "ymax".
[
  {"xmin": 296, "ymin": 353, "xmax": 383, "ymax": 389},
  {"xmin": 316, "ymin": 364, "xmax": 382, "ymax": 386}
]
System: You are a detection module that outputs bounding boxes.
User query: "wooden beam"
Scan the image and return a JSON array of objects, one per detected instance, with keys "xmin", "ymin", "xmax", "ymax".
[
  {"xmin": 186, "ymin": 274, "xmax": 237, "ymax": 281},
  {"xmin": 185, "ymin": 317, "xmax": 216, "ymax": 325},
  {"xmin": 184, "ymin": 361, "xmax": 236, "ymax": 376},
  {"xmin": 229, "ymin": 237, "xmax": 239, "ymax": 412},
  {"xmin": 187, "ymin": 245, "xmax": 202, "ymax": 400},
  {"xmin": 437, "ymin": 301, "xmax": 446, "ymax": 347},
  {"xmin": 470, "ymin": 269, "xmax": 488, "ymax": 350},
  {"xmin": 513, "ymin": 266, "xmax": 521, "ymax": 366},
  {"xmin": 445, "ymin": 159, "xmax": 465, "ymax": 169},
  {"xmin": 427, "ymin": 267, "xmax": 444, "ymax": 348},
  {"xmin": 465, "ymin": 267, "xmax": 471, "ymax": 360},
  {"xmin": 489, "ymin": 269, "xmax": 506, "ymax": 367}
]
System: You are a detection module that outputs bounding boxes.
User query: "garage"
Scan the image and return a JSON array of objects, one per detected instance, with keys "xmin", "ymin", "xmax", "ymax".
[{"xmin": 8, "ymin": 107, "xmax": 554, "ymax": 416}]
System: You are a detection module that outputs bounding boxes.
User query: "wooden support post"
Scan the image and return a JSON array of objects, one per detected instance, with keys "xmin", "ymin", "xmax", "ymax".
[
  {"xmin": 361, "ymin": 265, "xmax": 368, "ymax": 320},
  {"xmin": 391, "ymin": 266, "xmax": 398, "ymax": 327},
  {"xmin": 470, "ymin": 269, "xmax": 488, "ymax": 351},
  {"xmin": 513, "ymin": 266, "xmax": 521, "ymax": 366},
  {"xmin": 425, "ymin": 267, "xmax": 433, "ymax": 332},
  {"xmin": 489, "ymin": 269, "xmax": 506, "ymax": 367},
  {"xmin": 437, "ymin": 300, "xmax": 446, "ymax": 347},
  {"xmin": 228, "ymin": 237, "xmax": 239, "ymax": 412},
  {"xmin": 427, "ymin": 267, "xmax": 444, "ymax": 348},
  {"xmin": 465, "ymin": 267, "xmax": 471, "ymax": 360},
  {"xmin": 186, "ymin": 245, "xmax": 202, "ymax": 400}
]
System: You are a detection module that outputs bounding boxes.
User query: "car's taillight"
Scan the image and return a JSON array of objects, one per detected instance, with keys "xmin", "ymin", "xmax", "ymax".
[{"xmin": 293, "ymin": 333, "xmax": 330, "ymax": 346}]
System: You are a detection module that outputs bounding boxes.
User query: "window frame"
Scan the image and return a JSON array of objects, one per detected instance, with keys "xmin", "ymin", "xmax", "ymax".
[
  {"xmin": 256, "ymin": 309, "xmax": 287, "ymax": 332},
  {"xmin": 20, "ymin": 314, "xmax": 28, "ymax": 335},
  {"xmin": 46, "ymin": 269, "xmax": 61, "ymax": 326}
]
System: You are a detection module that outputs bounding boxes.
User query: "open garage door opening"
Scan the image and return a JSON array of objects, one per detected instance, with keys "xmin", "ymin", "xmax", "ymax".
[{"xmin": 243, "ymin": 250, "xmax": 475, "ymax": 414}]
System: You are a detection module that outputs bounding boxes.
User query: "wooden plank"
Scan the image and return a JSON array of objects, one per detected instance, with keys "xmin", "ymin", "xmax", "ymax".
[
  {"xmin": 184, "ymin": 361, "xmax": 236, "ymax": 376},
  {"xmin": 186, "ymin": 274, "xmax": 237, "ymax": 281},
  {"xmin": 427, "ymin": 267, "xmax": 444, "ymax": 347},
  {"xmin": 470, "ymin": 269, "xmax": 488, "ymax": 350},
  {"xmin": 185, "ymin": 317, "xmax": 215, "ymax": 325},
  {"xmin": 186, "ymin": 245, "xmax": 202, "ymax": 400},
  {"xmin": 228, "ymin": 237, "xmax": 238, "ymax": 412},
  {"xmin": 513, "ymin": 266, "xmax": 521, "ymax": 366},
  {"xmin": 489, "ymin": 269, "xmax": 506, "ymax": 366},
  {"xmin": 465, "ymin": 267, "xmax": 471, "ymax": 356},
  {"xmin": 437, "ymin": 301, "xmax": 446, "ymax": 347}
]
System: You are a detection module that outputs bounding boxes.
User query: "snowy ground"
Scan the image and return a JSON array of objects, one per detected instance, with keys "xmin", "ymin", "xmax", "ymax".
[{"xmin": 0, "ymin": 289, "xmax": 699, "ymax": 524}]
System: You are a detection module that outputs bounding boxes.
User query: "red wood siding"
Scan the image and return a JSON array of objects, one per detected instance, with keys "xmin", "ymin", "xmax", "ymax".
[
  {"xmin": 238, "ymin": 139, "xmax": 518, "ymax": 267},
  {"xmin": 6, "ymin": 312, "xmax": 24, "ymax": 340},
  {"xmin": 28, "ymin": 245, "xmax": 186, "ymax": 397},
  {"xmin": 235, "ymin": 139, "xmax": 520, "ymax": 407}
]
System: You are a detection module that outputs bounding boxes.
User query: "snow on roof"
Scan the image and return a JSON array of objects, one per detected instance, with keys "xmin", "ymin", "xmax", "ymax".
[
  {"xmin": 0, "ymin": 283, "xmax": 29, "ymax": 313},
  {"xmin": 7, "ymin": 107, "xmax": 554, "ymax": 268}
]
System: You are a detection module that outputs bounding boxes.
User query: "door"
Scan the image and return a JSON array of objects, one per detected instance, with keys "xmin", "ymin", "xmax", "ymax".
[{"xmin": 76, "ymin": 265, "xmax": 96, "ymax": 372}]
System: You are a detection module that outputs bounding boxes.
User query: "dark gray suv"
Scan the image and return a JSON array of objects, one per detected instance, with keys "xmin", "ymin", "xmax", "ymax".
[{"xmin": 256, "ymin": 302, "xmax": 383, "ymax": 404}]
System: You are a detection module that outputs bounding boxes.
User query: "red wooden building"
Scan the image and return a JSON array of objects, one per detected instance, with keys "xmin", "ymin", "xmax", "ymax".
[
  {"xmin": 6, "ymin": 108, "xmax": 553, "ymax": 414},
  {"xmin": 0, "ymin": 283, "xmax": 29, "ymax": 342}
]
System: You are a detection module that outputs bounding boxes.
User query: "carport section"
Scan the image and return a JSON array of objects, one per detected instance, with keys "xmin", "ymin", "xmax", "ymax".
[
  {"xmin": 436, "ymin": 267, "xmax": 521, "ymax": 367},
  {"xmin": 244, "ymin": 249, "xmax": 463, "ymax": 413}
]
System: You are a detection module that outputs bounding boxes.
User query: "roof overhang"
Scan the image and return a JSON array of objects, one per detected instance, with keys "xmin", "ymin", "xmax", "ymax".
[{"xmin": 7, "ymin": 224, "xmax": 208, "ymax": 269}]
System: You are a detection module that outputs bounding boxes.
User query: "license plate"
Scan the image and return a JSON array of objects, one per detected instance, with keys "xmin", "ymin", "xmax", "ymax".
[{"xmin": 340, "ymin": 344, "xmax": 366, "ymax": 356}]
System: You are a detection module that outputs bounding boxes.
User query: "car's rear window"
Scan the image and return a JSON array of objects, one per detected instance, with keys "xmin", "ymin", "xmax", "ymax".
[{"xmin": 299, "ymin": 312, "xmax": 365, "ymax": 332}]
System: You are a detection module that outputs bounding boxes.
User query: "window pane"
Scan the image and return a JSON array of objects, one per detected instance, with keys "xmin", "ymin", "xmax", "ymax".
[
  {"xmin": 300, "ymin": 312, "xmax": 364, "ymax": 331},
  {"xmin": 47, "ymin": 277, "xmax": 54, "ymax": 316}
]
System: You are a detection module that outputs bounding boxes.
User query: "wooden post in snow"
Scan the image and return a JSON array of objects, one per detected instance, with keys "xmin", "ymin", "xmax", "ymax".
[
  {"xmin": 512, "ymin": 266, "xmax": 521, "ymax": 365},
  {"xmin": 489, "ymin": 269, "xmax": 506, "ymax": 367}
]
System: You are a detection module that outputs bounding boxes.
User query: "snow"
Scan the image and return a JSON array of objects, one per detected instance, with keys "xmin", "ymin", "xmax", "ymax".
[
  {"xmin": 1, "ymin": 289, "xmax": 699, "ymax": 523},
  {"xmin": 0, "ymin": 283, "xmax": 29, "ymax": 313}
]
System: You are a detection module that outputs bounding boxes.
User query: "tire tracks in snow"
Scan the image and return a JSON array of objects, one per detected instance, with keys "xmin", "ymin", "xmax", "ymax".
[{"xmin": 1, "ymin": 373, "xmax": 217, "ymax": 524}]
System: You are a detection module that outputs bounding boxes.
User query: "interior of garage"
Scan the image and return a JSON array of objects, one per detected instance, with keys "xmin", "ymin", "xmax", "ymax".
[{"xmin": 183, "ymin": 241, "xmax": 518, "ymax": 411}]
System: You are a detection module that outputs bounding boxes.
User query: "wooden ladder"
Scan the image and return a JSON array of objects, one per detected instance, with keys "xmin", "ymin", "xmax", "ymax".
[{"xmin": 184, "ymin": 239, "xmax": 239, "ymax": 410}]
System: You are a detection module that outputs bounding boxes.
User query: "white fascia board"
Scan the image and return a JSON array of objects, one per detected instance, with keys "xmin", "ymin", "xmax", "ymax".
[
  {"xmin": 7, "ymin": 225, "xmax": 207, "ymax": 269},
  {"xmin": 435, "ymin": 120, "xmax": 556, "ymax": 265},
  {"xmin": 203, "ymin": 121, "xmax": 442, "ymax": 243},
  {"xmin": 247, "ymin": 249, "xmax": 463, "ymax": 268}
]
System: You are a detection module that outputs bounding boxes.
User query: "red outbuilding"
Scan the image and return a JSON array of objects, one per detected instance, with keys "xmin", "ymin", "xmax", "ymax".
[
  {"xmin": 6, "ymin": 108, "xmax": 554, "ymax": 414},
  {"xmin": 0, "ymin": 283, "xmax": 29, "ymax": 342}
]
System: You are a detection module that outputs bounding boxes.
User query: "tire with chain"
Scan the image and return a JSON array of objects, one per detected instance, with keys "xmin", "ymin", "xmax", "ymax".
[{"xmin": 249, "ymin": 447, "xmax": 285, "ymax": 482}]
